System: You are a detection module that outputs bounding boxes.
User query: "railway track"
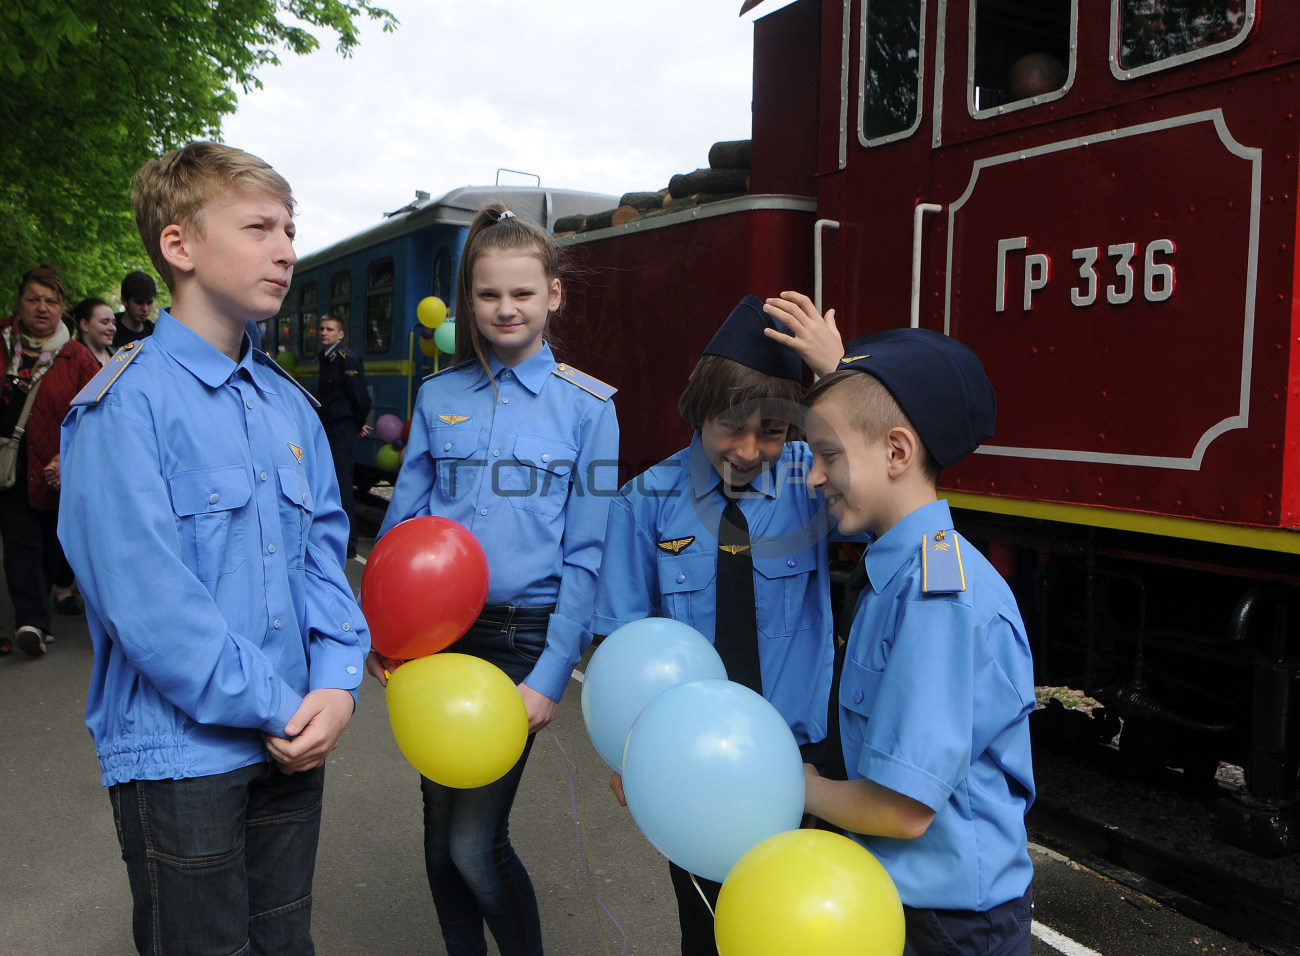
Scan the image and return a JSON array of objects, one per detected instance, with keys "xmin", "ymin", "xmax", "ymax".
[{"xmin": 1029, "ymin": 731, "xmax": 1300, "ymax": 956}]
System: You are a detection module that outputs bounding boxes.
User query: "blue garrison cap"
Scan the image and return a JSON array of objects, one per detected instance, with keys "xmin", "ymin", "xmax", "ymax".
[
  {"xmin": 837, "ymin": 328, "xmax": 996, "ymax": 468},
  {"xmin": 701, "ymin": 295, "xmax": 802, "ymax": 382}
]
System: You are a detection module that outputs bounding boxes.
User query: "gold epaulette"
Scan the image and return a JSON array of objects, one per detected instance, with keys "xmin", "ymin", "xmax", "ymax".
[
  {"xmin": 921, "ymin": 529, "xmax": 966, "ymax": 594},
  {"xmin": 552, "ymin": 363, "xmax": 616, "ymax": 401},
  {"xmin": 71, "ymin": 340, "xmax": 146, "ymax": 406}
]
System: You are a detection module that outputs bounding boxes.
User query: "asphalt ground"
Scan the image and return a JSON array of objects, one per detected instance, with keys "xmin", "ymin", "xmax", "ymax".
[{"xmin": 0, "ymin": 540, "xmax": 1264, "ymax": 955}]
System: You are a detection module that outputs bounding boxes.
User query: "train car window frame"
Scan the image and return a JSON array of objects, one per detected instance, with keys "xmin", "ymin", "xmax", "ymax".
[
  {"xmin": 1110, "ymin": 0, "xmax": 1255, "ymax": 80},
  {"xmin": 968, "ymin": 0, "xmax": 1077, "ymax": 120},
  {"xmin": 858, "ymin": 0, "xmax": 927, "ymax": 147},
  {"xmin": 329, "ymin": 270, "xmax": 352, "ymax": 325},
  {"xmin": 364, "ymin": 257, "xmax": 395, "ymax": 356},
  {"xmin": 298, "ymin": 281, "xmax": 318, "ymax": 358}
]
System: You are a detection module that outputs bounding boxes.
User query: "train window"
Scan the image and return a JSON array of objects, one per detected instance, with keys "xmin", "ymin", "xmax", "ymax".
[
  {"xmin": 365, "ymin": 258, "xmax": 395, "ymax": 355},
  {"xmin": 859, "ymin": 0, "xmax": 926, "ymax": 146},
  {"xmin": 970, "ymin": 0, "xmax": 1074, "ymax": 117},
  {"xmin": 298, "ymin": 282, "xmax": 318, "ymax": 357},
  {"xmin": 433, "ymin": 247, "xmax": 452, "ymax": 306},
  {"xmin": 329, "ymin": 271, "xmax": 351, "ymax": 324},
  {"xmin": 258, "ymin": 303, "xmax": 286, "ymax": 354},
  {"xmin": 1113, "ymin": 0, "xmax": 1253, "ymax": 76}
]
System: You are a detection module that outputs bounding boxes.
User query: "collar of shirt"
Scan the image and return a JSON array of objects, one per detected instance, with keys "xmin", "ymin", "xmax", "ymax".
[
  {"xmin": 153, "ymin": 309, "xmax": 268, "ymax": 391},
  {"xmin": 863, "ymin": 497, "xmax": 953, "ymax": 595},
  {"xmin": 686, "ymin": 433, "xmax": 781, "ymax": 503},
  {"xmin": 323, "ymin": 342, "xmax": 340, "ymax": 359},
  {"xmin": 470, "ymin": 341, "xmax": 555, "ymax": 396}
]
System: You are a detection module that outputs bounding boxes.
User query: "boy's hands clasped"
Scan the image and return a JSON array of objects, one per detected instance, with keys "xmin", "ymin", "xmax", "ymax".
[{"xmin": 265, "ymin": 688, "xmax": 355, "ymax": 773}]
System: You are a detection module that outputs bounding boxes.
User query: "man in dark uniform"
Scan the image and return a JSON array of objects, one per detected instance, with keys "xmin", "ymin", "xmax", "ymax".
[
  {"xmin": 113, "ymin": 271, "xmax": 157, "ymax": 349},
  {"xmin": 316, "ymin": 314, "xmax": 372, "ymax": 558}
]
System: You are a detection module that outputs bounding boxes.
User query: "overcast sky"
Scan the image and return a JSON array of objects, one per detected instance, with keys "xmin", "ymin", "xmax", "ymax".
[{"xmin": 222, "ymin": 1, "xmax": 763, "ymax": 257}]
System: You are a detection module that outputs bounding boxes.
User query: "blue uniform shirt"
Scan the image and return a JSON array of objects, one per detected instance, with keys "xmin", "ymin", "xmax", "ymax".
[
  {"xmin": 59, "ymin": 311, "xmax": 370, "ymax": 787},
  {"xmin": 594, "ymin": 435, "xmax": 834, "ymax": 746},
  {"xmin": 379, "ymin": 343, "xmax": 619, "ymax": 703},
  {"xmin": 839, "ymin": 498, "xmax": 1035, "ymax": 911}
]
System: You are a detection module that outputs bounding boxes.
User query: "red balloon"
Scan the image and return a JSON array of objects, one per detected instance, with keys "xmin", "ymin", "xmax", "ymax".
[
  {"xmin": 400, "ymin": 418, "xmax": 412, "ymax": 444},
  {"xmin": 361, "ymin": 516, "xmax": 489, "ymax": 659}
]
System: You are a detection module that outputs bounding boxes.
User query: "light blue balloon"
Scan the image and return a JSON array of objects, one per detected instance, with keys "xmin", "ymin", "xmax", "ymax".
[
  {"xmin": 581, "ymin": 618, "xmax": 725, "ymax": 771},
  {"xmin": 621, "ymin": 678, "xmax": 805, "ymax": 883}
]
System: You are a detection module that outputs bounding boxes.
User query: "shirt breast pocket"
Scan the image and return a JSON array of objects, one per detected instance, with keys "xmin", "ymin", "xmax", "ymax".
[
  {"xmin": 656, "ymin": 552, "xmax": 716, "ymax": 632},
  {"xmin": 839, "ymin": 654, "xmax": 884, "ymax": 718},
  {"xmin": 429, "ymin": 426, "xmax": 483, "ymax": 503},
  {"xmin": 168, "ymin": 465, "xmax": 252, "ymax": 584},
  {"xmin": 505, "ymin": 434, "xmax": 578, "ymax": 517},
  {"xmin": 753, "ymin": 547, "xmax": 817, "ymax": 641},
  {"xmin": 276, "ymin": 465, "xmax": 315, "ymax": 567}
]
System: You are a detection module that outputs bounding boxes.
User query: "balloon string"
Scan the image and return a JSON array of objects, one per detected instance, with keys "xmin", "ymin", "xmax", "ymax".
[
  {"xmin": 546, "ymin": 729, "xmax": 628, "ymax": 956},
  {"xmin": 690, "ymin": 873, "xmax": 716, "ymax": 918}
]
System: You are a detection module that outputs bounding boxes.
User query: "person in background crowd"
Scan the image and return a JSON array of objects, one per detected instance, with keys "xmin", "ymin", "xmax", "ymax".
[
  {"xmin": 112, "ymin": 270, "xmax": 157, "ymax": 349},
  {"xmin": 316, "ymin": 313, "xmax": 372, "ymax": 559},
  {"xmin": 0, "ymin": 265, "xmax": 99, "ymax": 657},
  {"xmin": 73, "ymin": 297, "xmax": 118, "ymax": 367}
]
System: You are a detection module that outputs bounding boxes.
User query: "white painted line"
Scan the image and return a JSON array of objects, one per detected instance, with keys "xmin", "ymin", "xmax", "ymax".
[
  {"xmin": 353, "ymin": 554, "xmax": 367, "ymax": 565},
  {"xmin": 1032, "ymin": 921, "xmax": 1103, "ymax": 956}
]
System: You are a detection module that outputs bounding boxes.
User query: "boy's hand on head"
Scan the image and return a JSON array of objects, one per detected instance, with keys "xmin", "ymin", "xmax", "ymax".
[
  {"xmin": 518, "ymin": 682, "xmax": 558, "ymax": 734},
  {"xmin": 264, "ymin": 688, "xmax": 355, "ymax": 773},
  {"xmin": 609, "ymin": 772, "xmax": 627, "ymax": 807},
  {"xmin": 365, "ymin": 650, "xmax": 401, "ymax": 687},
  {"xmin": 762, "ymin": 291, "xmax": 843, "ymax": 377}
]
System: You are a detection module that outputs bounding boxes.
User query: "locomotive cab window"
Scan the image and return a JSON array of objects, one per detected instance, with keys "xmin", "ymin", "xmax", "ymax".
[
  {"xmin": 1113, "ymin": 0, "xmax": 1253, "ymax": 76},
  {"xmin": 298, "ymin": 282, "xmax": 318, "ymax": 358},
  {"xmin": 971, "ymin": 0, "xmax": 1074, "ymax": 116},
  {"xmin": 259, "ymin": 303, "xmax": 286, "ymax": 355},
  {"xmin": 365, "ymin": 258, "xmax": 395, "ymax": 355},
  {"xmin": 860, "ymin": 0, "xmax": 925, "ymax": 146}
]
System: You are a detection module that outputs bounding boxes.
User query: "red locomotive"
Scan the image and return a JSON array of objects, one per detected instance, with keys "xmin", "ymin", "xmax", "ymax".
[{"xmin": 557, "ymin": 0, "xmax": 1299, "ymax": 856}]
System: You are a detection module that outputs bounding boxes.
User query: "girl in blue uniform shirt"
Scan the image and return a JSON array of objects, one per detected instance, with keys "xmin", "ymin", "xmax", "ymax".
[{"xmin": 367, "ymin": 204, "xmax": 619, "ymax": 955}]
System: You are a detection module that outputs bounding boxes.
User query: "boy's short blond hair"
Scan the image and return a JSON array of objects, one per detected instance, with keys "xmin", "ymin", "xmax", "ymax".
[
  {"xmin": 803, "ymin": 369, "xmax": 940, "ymax": 482},
  {"xmin": 132, "ymin": 142, "xmax": 295, "ymax": 290}
]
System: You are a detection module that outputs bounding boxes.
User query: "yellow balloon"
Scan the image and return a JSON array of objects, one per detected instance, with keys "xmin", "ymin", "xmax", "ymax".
[
  {"xmin": 385, "ymin": 653, "xmax": 528, "ymax": 788},
  {"xmin": 417, "ymin": 296, "xmax": 448, "ymax": 329},
  {"xmin": 715, "ymin": 830, "xmax": 905, "ymax": 956},
  {"xmin": 418, "ymin": 334, "xmax": 442, "ymax": 358}
]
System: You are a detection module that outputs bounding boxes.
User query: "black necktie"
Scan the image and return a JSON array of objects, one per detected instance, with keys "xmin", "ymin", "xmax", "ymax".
[
  {"xmin": 715, "ymin": 494, "xmax": 762, "ymax": 694},
  {"xmin": 823, "ymin": 559, "xmax": 870, "ymax": 781}
]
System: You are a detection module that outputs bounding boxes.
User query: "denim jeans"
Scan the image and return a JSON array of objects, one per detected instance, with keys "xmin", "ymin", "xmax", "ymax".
[
  {"xmin": 109, "ymin": 762, "xmax": 325, "ymax": 955},
  {"xmin": 421, "ymin": 604, "xmax": 552, "ymax": 956}
]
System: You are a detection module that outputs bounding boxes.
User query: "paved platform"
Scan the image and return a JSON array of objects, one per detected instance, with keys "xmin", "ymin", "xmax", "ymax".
[{"xmin": 0, "ymin": 547, "xmax": 1261, "ymax": 955}]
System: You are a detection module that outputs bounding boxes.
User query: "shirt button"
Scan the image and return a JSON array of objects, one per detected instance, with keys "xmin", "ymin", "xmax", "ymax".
[
  {"xmin": 342, "ymin": 622, "xmax": 351, "ymax": 631},
  {"xmin": 541, "ymin": 453, "xmax": 551, "ymax": 463},
  {"xmin": 208, "ymin": 493, "xmax": 220, "ymax": 504},
  {"xmin": 346, "ymin": 665, "xmax": 358, "ymax": 675},
  {"xmin": 268, "ymin": 544, "xmax": 276, "ymax": 554},
  {"xmin": 787, "ymin": 558, "xmax": 796, "ymax": 568},
  {"xmin": 480, "ymin": 508, "xmax": 488, "ymax": 516},
  {"xmin": 854, "ymin": 688, "xmax": 864, "ymax": 704},
  {"xmin": 246, "ymin": 401, "xmax": 253, "ymax": 410},
  {"xmin": 676, "ymin": 572, "xmax": 686, "ymax": 584},
  {"xmin": 302, "ymin": 493, "xmax": 308, "ymax": 504},
  {"xmin": 503, "ymin": 370, "xmax": 513, "ymax": 379},
  {"xmin": 260, "ymin": 472, "xmax": 268, "ymax": 482},
  {"xmin": 502, "ymin": 397, "xmax": 510, "ymax": 404},
  {"xmin": 493, "ymin": 449, "xmax": 500, "ymax": 457},
  {"xmin": 444, "ymin": 442, "xmax": 452, "ymax": 451},
  {"xmin": 273, "ymin": 619, "xmax": 281, "ymax": 629}
]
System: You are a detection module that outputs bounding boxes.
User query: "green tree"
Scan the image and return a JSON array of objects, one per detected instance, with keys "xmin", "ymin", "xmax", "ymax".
[{"xmin": 0, "ymin": 0, "xmax": 396, "ymax": 304}]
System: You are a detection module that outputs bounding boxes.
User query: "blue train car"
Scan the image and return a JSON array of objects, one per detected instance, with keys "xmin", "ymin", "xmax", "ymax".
[{"xmin": 259, "ymin": 184, "xmax": 615, "ymax": 489}]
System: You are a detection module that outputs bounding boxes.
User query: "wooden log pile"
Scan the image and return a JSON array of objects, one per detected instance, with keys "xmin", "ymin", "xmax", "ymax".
[{"xmin": 553, "ymin": 139, "xmax": 752, "ymax": 236}]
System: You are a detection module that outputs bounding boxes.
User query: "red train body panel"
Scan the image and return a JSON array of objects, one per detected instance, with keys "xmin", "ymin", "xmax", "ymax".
[{"xmin": 560, "ymin": 0, "xmax": 1300, "ymax": 855}]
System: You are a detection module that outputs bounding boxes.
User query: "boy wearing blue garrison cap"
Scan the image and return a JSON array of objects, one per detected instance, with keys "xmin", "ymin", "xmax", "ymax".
[
  {"xmin": 596, "ymin": 292, "xmax": 846, "ymax": 956},
  {"xmin": 801, "ymin": 328, "xmax": 1036, "ymax": 956}
]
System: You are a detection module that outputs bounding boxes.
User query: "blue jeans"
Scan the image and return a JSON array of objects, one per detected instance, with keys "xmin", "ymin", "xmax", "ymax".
[
  {"xmin": 109, "ymin": 762, "xmax": 325, "ymax": 955},
  {"xmin": 421, "ymin": 604, "xmax": 552, "ymax": 956}
]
